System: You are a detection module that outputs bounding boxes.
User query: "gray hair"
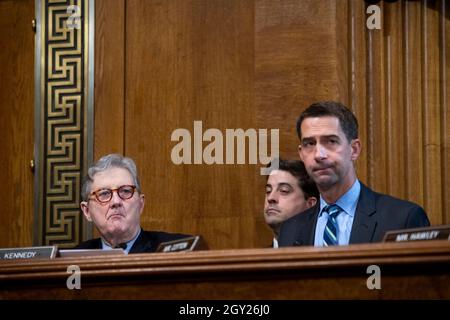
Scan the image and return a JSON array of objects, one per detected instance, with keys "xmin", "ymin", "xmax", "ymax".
[{"xmin": 81, "ymin": 154, "xmax": 141, "ymax": 201}]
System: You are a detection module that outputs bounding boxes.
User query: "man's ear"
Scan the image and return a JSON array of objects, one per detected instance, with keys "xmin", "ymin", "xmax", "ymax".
[
  {"xmin": 138, "ymin": 194, "xmax": 145, "ymax": 215},
  {"xmin": 306, "ymin": 196, "xmax": 317, "ymax": 208},
  {"xmin": 350, "ymin": 138, "xmax": 361, "ymax": 161},
  {"xmin": 80, "ymin": 201, "xmax": 92, "ymax": 222},
  {"xmin": 298, "ymin": 144, "xmax": 304, "ymax": 161}
]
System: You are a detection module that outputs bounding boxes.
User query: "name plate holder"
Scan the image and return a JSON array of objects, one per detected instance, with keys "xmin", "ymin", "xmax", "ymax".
[
  {"xmin": 156, "ymin": 235, "xmax": 208, "ymax": 253},
  {"xmin": 383, "ymin": 225, "xmax": 450, "ymax": 242},
  {"xmin": 0, "ymin": 246, "xmax": 57, "ymax": 260}
]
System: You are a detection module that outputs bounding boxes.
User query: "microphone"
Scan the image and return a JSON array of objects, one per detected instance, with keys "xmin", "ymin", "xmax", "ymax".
[{"xmin": 156, "ymin": 235, "xmax": 208, "ymax": 253}]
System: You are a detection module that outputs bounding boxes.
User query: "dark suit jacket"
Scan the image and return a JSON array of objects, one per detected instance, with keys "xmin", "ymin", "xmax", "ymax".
[
  {"xmin": 74, "ymin": 229, "xmax": 190, "ymax": 253},
  {"xmin": 278, "ymin": 183, "xmax": 430, "ymax": 246}
]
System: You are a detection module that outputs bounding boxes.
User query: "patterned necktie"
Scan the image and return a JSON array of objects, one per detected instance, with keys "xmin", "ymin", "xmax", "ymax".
[{"xmin": 322, "ymin": 204, "xmax": 342, "ymax": 246}]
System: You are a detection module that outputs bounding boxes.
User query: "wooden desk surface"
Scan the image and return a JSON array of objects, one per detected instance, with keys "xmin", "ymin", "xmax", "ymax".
[{"xmin": 1, "ymin": 241, "xmax": 450, "ymax": 299}]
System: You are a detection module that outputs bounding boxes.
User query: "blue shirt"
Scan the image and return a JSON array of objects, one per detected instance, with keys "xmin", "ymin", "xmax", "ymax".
[
  {"xmin": 101, "ymin": 229, "xmax": 141, "ymax": 254},
  {"xmin": 314, "ymin": 180, "xmax": 361, "ymax": 246}
]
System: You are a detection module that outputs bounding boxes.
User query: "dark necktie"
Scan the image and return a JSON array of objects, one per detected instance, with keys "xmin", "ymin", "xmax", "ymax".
[
  {"xmin": 114, "ymin": 243, "xmax": 127, "ymax": 250},
  {"xmin": 322, "ymin": 204, "xmax": 342, "ymax": 246}
]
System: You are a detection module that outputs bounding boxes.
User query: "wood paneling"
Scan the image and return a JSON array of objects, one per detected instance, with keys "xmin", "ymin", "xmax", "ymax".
[
  {"xmin": 385, "ymin": 0, "xmax": 406, "ymax": 199},
  {"xmin": 255, "ymin": 0, "xmax": 340, "ymax": 159},
  {"xmin": 404, "ymin": 1, "xmax": 425, "ymax": 206},
  {"xmin": 0, "ymin": 0, "xmax": 35, "ymax": 247},
  {"xmin": 124, "ymin": 0, "xmax": 263, "ymax": 249},
  {"xmin": 367, "ymin": 3, "xmax": 388, "ymax": 193},
  {"xmin": 93, "ymin": 0, "xmax": 126, "ymax": 239},
  {"xmin": 348, "ymin": 0, "xmax": 369, "ymax": 184},
  {"xmin": 94, "ymin": 0, "xmax": 125, "ymax": 159},
  {"xmin": 423, "ymin": 0, "xmax": 442, "ymax": 224},
  {"xmin": 443, "ymin": 1, "xmax": 450, "ymax": 224}
]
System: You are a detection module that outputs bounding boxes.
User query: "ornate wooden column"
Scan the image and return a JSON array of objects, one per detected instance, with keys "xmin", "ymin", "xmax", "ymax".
[{"xmin": 34, "ymin": 0, "xmax": 94, "ymax": 247}]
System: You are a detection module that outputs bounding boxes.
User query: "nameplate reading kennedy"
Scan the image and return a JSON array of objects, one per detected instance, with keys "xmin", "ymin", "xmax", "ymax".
[
  {"xmin": 383, "ymin": 225, "xmax": 450, "ymax": 242},
  {"xmin": 0, "ymin": 246, "xmax": 57, "ymax": 260}
]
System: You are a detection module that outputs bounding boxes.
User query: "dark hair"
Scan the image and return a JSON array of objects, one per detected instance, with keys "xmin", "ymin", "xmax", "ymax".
[
  {"xmin": 296, "ymin": 101, "xmax": 359, "ymax": 142},
  {"xmin": 267, "ymin": 158, "xmax": 319, "ymax": 200}
]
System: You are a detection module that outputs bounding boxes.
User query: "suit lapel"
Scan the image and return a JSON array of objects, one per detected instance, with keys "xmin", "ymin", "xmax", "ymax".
[
  {"xmin": 307, "ymin": 205, "xmax": 320, "ymax": 245},
  {"xmin": 293, "ymin": 204, "xmax": 320, "ymax": 246},
  {"xmin": 349, "ymin": 184, "xmax": 378, "ymax": 244},
  {"xmin": 129, "ymin": 230, "xmax": 154, "ymax": 253},
  {"xmin": 93, "ymin": 238, "xmax": 102, "ymax": 249}
]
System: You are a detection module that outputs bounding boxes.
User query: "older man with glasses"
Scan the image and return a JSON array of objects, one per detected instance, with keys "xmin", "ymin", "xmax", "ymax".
[{"xmin": 76, "ymin": 153, "xmax": 190, "ymax": 253}]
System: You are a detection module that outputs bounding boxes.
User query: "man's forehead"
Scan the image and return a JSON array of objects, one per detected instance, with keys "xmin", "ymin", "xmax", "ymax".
[
  {"xmin": 91, "ymin": 167, "xmax": 133, "ymax": 186},
  {"xmin": 267, "ymin": 170, "xmax": 297, "ymax": 184},
  {"xmin": 300, "ymin": 116, "xmax": 343, "ymax": 136}
]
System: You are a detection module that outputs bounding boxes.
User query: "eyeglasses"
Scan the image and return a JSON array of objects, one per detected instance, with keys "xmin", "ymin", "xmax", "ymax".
[{"xmin": 89, "ymin": 185, "xmax": 137, "ymax": 203}]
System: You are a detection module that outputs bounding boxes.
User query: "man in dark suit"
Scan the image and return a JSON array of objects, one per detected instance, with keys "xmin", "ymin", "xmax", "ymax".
[
  {"xmin": 278, "ymin": 101, "xmax": 430, "ymax": 247},
  {"xmin": 76, "ymin": 154, "xmax": 189, "ymax": 253}
]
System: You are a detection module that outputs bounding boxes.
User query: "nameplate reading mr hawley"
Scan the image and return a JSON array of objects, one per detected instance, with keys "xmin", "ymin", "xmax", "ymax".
[
  {"xmin": 0, "ymin": 246, "xmax": 57, "ymax": 260},
  {"xmin": 383, "ymin": 225, "xmax": 450, "ymax": 242}
]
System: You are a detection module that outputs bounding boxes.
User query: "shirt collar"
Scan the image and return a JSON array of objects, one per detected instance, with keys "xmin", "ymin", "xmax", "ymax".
[
  {"xmin": 319, "ymin": 180, "xmax": 361, "ymax": 217},
  {"xmin": 101, "ymin": 228, "xmax": 142, "ymax": 253},
  {"xmin": 272, "ymin": 237, "xmax": 279, "ymax": 248}
]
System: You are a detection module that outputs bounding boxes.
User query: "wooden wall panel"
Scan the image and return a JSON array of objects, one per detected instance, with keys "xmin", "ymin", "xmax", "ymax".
[
  {"xmin": 124, "ymin": 0, "xmax": 264, "ymax": 249},
  {"xmin": 348, "ymin": 0, "xmax": 369, "ymax": 184},
  {"xmin": 94, "ymin": 0, "xmax": 125, "ymax": 159},
  {"xmin": 443, "ymin": 1, "xmax": 450, "ymax": 224},
  {"xmin": 92, "ymin": 0, "xmax": 126, "ymax": 239},
  {"xmin": 255, "ymin": 0, "xmax": 340, "ymax": 159},
  {"xmin": 404, "ymin": 1, "xmax": 425, "ymax": 207},
  {"xmin": 336, "ymin": 1, "xmax": 349, "ymax": 106},
  {"xmin": 385, "ymin": 0, "xmax": 406, "ymax": 199},
  {"xmin": 422, "ymin": 0, "xmax": 442, "ymax": 224},
  {"xmin": 0, "ymin": 0, "xmax": 35, "ymax": 247},
  {"xmin": 367, "ymin": 3, "xmax": 388, "ymax": 193}
]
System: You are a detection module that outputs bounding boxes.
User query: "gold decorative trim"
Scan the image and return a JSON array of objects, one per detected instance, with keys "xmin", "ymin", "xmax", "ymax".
[{"xmin": 35, "ymin": 0, "xmax": 93, "ymax": 247}]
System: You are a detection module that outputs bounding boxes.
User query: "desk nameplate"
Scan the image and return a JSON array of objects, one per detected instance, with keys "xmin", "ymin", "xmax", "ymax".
[
  {"xmin": 0, "ymin": 246, "xmax": 57, "ymax": 260},
  {"xmin": 156, "ymin": 236, "xmax": 208, "ymax": 252},
  {"xmin": 383, "ymin": 225, "xmax": 450, "ymax": 242}
]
